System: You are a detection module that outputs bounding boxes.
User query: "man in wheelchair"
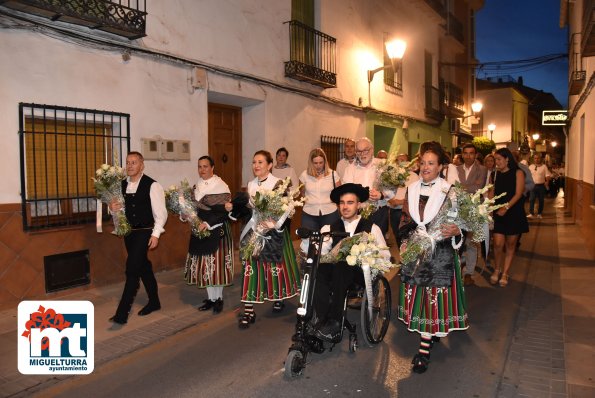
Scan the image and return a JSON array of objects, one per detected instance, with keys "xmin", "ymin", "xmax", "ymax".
[{"xmin": 302, "ymin": 183, "xmax": 390, "ymax": 343}]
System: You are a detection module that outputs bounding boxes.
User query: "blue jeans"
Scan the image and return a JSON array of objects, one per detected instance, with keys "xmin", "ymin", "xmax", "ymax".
[{"xmin": 529, "ymin": 184, "xmax": 546, "ymax": 215}]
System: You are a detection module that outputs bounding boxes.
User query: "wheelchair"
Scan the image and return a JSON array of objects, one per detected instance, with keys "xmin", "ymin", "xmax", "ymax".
[{"xmin": 284, "ymin": 228, "xmax": 392, "ymax": 378}]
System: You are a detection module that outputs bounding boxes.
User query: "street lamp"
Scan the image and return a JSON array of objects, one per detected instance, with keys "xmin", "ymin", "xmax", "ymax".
[
  {"xmin": 367, "ymin": 39, "xmax": 406, "ymax": 106},
  {"xmin": 488, "ymin": 123, "xmax": 496, "ymax": 140},
  {"xmin": 551, "ymin": 141, "xmax": 558, "ymax": 148},
  {"xmin": 460, "ymin": 100, "xmax": 483, "ymax": 121},
  {"xmin": 532, "ymin": 133, "xmax": 540, "ymax": 140}
]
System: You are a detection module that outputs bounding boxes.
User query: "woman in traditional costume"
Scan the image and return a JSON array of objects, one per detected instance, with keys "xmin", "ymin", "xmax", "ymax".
[
  {"xmin": 184, "ymin": 156, "xmax": 233, "ymax": 314},
  {"xmin": 397, "ymin": 144, "xmax": 468, "ymax": 374},
  {"xmin": 235, "ymin": 150, "xmax": 301, "ymax": 329}
]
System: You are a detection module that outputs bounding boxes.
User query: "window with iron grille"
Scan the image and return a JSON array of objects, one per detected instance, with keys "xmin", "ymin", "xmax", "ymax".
[
  {"xmin": 321, "ymin": 135, "xmax": 346, "ymax": 170},
  {"xmin": 383, "ymin": 46, "xmax": 403, "ymax": 93},
  {"xmin": 18, "ymin": 103, "xmax": 130, "ymax": 231}
]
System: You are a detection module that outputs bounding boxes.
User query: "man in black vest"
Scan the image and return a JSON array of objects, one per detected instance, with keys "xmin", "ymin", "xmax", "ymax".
[
  {"xmin": 109, "ymin": 151, "xmax": 168, "ymax": 325},
  {"xmin": 311, "ymin": 183, "xmax": 390, "ymax": 342}
]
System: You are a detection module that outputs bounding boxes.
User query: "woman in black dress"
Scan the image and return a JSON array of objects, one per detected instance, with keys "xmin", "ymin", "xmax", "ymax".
[{"xmin": 490, "ymin": 148, "xmax": 528, "ymax": 287}]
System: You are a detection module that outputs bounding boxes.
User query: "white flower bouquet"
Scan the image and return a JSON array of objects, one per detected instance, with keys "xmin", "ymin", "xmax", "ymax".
[
  {"xmin": 359, "ymin": 202, "xmax": 377, "ymax": 220},
  {"xmin": 165, "ymin": 180, "xmax": 209, "ymax": 239},
  {"xmin": 453, "ymin": 183, "xmax": 507, "ymax": 243},
  {"xmin": 376, "ymin": 158, "xmax": 414, "ymax": 192},
  {"xmin": 93, "ymin": 163, "xmax": 131, "ymax": 236},
  {"xmin": 240, "ymin": 177, "xmax": 305, "ymax": 260}
]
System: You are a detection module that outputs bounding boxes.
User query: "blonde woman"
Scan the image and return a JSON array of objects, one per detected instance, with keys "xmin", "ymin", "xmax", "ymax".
[{"xmin": 299, "ymin": 148, "xmax": 341, "ymax": 232}]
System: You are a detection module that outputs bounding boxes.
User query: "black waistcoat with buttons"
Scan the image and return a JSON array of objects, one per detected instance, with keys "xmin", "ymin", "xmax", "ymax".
[
  {"xmin": 330, "ymin": 217, "xmax": 373, "ymax": 249},
  {"xmin": 122, "ymin": 175, "xmax": 155, "ymax": 228}
]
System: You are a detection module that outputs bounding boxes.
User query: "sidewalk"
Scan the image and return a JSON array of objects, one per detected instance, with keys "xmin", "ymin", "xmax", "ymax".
[{"xmin": 0, "ymin": 195, "xmax": 594, "ymax": 397}]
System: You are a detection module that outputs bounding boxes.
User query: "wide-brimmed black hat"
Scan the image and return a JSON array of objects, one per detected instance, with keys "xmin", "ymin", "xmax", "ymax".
[{"xmin": 330, "ymin": 183, "xmax": 369, "ymax": 204}]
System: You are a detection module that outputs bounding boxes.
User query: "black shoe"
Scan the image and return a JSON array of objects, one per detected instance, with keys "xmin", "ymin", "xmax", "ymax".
[
  {"xmin": 315, "ymin": 319, "xmax": 342, "ymax": 343},
  {"xmin": 138, "ymin": 303, "xmax": 161, "ymax": 316},
  {"xmin": 213, "ymin": 299, "xmax": 223, "ymax": 314},
  {"xmin": 109, "ymin": 316, "xmax": 127, "ymax": 325},
  {"xmin": 238, "ymin": 312, "xmax": 256, "ymax": 329},
  {"xmin": 411, "ymin": 353, "xmax": 430, "ymax": 374},
  {"xmin": 198, "ymin": 299, "xmax": 215, "ymax": 311},
  {"xmin": 272, "ymin": 301, "xmax": 285, "ymax": 312}
]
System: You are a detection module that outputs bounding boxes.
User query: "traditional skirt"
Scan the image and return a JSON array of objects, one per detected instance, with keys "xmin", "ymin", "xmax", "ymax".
[
  {"xmin": 184, "ymin": 223, "xmax": 234, "ymax": 288},
  {"xmin": 397, "ymin": 254, "xmax": 468, "ymax": 337},
  {"xmin": 241, "ymin": 229, "xmax": 301, "ymax": 303}
]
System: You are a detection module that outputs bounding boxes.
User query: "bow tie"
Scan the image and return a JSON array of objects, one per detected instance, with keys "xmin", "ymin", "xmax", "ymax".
[{"xmin": 421, "ymin": 182, "xmax": 435, "ymax": 187}]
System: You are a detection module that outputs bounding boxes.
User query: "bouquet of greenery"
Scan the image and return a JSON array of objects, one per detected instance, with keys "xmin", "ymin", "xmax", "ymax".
[
  {"xmin": 399, "ymin": 184, "xmax": 507, "ymax": 266},
  {"xmin": 321, "ymin": 232, "xmax": 397, "ymax": 316},
  {"xmin": 93, "ymin": 163, "xmax": 131, "ymax": 236},
  {"xmin": 240, "ymin": 177, "xmax": 305, "ymax": 260},
  {"xmin": 165, "ymin": 180, "xmax": 209, "ymax": 239},
  {"xmin": 376, "ymin": 159, "xmax": 414, "ymax": 192},
  {"xmin": 359, "ymin": 202, "xmax": 377, "ymax": 220}
]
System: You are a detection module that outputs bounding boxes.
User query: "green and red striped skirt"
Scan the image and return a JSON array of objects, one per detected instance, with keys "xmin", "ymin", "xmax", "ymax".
[
  {"xmin": 397, "ymin": 254, "xmax": 468, "ymax": 337},
  {"xmin": 241, "ymin": 229, "xmax": 301, "ymax": 303}
]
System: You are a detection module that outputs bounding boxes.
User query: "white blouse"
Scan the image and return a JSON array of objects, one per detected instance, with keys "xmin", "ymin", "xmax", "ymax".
[
  {"xmin": 247, "ymin": 174, "xmax": 281, "ymax": 199},
  {"xmin": 299, "ymin": 170, "xmax": 338, "ymax": 216}
]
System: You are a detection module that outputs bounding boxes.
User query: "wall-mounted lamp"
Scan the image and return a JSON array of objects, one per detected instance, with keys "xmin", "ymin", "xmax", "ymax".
[
  {"xmin": 367, "ymin": 39, "xmax": 406, "ymax": 107},
  {"xmin": 460, "ymin": 100, "xmax": 483, "ymax": 121},
  {"xmin": 487, "ymin": 123, "xmax": 496, "ymax": 140}
]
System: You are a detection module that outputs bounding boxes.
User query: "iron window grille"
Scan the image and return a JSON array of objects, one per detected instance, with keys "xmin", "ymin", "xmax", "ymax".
[
  {"xmin": 321, "ymin": 135, "xmax": 347, "ymax": 170},
  {"xmin": 383, "ymin": 45, "xmax": 403, "ymax": 93},
  {"xmin": 18, "ymin": 103, "xmax": 130, "ymax": 231}
]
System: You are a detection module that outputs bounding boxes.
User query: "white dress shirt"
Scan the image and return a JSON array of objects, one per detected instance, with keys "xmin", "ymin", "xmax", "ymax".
[
  {"xmin": 299, "ymin": 170, "xmax": 338, "ymax": 216},
  {"xmin": 342, "ymin": 158, "xmax": 395, "ymax": 205},
  {"xmin": 389, "ymin": 172, "xmax": 420, "ymax": 209},
  {"xmin": 125, "ymin": 174, "xmax": 167, "ymax": 238},
  {"xmin": 336, "ymin": 157, "xmax": 356, "ymax": 179},
  {"xmin": 271, "ymin": 165, "xmax": 299, "ymax": 189},
  {"xmin": 529, "ymin": 164, "xmax": 551, "ymax": 184}
]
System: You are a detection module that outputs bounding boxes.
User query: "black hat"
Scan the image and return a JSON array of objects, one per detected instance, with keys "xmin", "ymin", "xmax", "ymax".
[{"xmin": 330, "ymin": 183, "xmax": 369, "ymax": 204}]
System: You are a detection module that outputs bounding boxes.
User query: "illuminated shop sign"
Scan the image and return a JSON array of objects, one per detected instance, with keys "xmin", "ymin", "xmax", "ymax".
[{"xmin": 542, "ymin": 110, "xmax": 567, "ymax": 126}]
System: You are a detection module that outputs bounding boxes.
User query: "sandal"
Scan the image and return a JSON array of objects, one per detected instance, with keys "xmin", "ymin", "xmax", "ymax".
[
  {"xmin": 411, "ymin": 353, "xmax": 430, "ymax": 374},
  {"xmin": 499, "ymin": 274, "xmax": 509, "ymax": 287},
  {"xmin": 238, "ymin": 312, "xmax": 256, "ymax": 329},
  {"xmin": 490, "ymin": 269, "xmax": 501, "ymax": 285}
]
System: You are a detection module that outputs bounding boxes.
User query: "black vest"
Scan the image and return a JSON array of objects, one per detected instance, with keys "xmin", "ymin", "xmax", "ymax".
[
  {"xmin": 330, "ymin": 217, "xmax": 374, "ymax": 248},
  {"xmin": 123, "ymin": 175, "xmax": 155, "ymax": 228}
]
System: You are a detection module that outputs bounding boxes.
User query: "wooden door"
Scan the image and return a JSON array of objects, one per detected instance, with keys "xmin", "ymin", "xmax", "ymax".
[{"xmin": 208, "ymin": 103, "xmax": 242, "ymax": 194}]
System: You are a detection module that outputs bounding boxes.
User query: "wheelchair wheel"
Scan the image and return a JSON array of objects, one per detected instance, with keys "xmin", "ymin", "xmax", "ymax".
[
  {"xmin": 361, "ymin": 274, "xmax": 392, "ymax": 347},
  {"xmin": 284, "ymin": 350, "xmax": 305, "ymax": 378}
]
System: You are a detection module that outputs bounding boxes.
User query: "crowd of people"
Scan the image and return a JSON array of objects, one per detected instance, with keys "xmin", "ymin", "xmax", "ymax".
[{"xmin": 106, "ymin": 138, "xmax": 562, "ymax": 375}]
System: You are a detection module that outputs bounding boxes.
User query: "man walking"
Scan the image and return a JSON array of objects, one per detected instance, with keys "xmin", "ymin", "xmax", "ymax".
[
  {"xmin": 109, "ymin": 151, "xmax": 168, "ymax": 325},
  {"xmin": 456, "ymin": 144, "xmax": 487, "ymax": 286},
  {"xmin": 336, "ymin": 138, "xmax": 356, "ymax": 180},
  {"xmin": 528, "ymin": 154, "xmax": 551, "ymax": 219}
]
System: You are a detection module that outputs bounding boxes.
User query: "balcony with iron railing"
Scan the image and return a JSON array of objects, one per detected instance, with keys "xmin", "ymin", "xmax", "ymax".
[
  {"xmin": 284, "ymin": 20, "xmax": 337, "ymax": 89},
  {"xmin": 439, "ymin": 80, "xmax": 465, "ymax": 117},
  {"xmin": 445, "ymin": 12, "xmax": 464, "ymax": 44},
  {"xmin": 423, "ymin": 0, "xmax": 447, "ymax": 19},
  {"xmin": 425, "ymin": 85, "xmax": 444, "ymax": 122},
  {"xmin": 0, "ymin": 0, "xmax": 147, "ymax": 39},
  {"xmin": 569, "ymin": 33, "xmax": 586, "ymax": 95},
  {"xmin": 582, "ymin": 0, "xmax": 595, "ymax": 56}
]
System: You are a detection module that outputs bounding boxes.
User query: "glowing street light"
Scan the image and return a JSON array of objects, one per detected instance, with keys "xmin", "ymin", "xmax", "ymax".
[
  {"xmin": 532, "ymin": 133, "xmax": 540, "ymax": 140},
  {"xmin": 487, "ymin": 123, "xmax": 496, "ymax": 140},
  {"xmin": 551, "ymin": 141, "xmax": 558, "ymax": 147}
]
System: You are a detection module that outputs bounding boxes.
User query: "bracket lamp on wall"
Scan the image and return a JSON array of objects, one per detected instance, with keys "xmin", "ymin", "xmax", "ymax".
[{"xmin": 367, "ymin": 39, "xmax": 407, "ymax": 107}]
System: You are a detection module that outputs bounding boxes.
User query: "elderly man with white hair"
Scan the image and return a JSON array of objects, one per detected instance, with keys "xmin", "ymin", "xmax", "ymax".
[{"xmin": 341, "ymin": 137, "xmax": 393, "ymax": 234}]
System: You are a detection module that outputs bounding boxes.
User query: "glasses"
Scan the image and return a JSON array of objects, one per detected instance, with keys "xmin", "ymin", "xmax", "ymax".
[{"xmin": 355, "ymin": 148, "xmax": 371, "ymax": 155}]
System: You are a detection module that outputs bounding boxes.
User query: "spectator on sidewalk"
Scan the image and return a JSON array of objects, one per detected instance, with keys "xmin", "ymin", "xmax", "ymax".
[
  {"xmin": 109, "ymin": 151, "xmax": 168, "ymax": 325},
  {"xmin": 527, "ymin": 154, "xmax": 551, "ymax": 219},
  {"xmin": 490, "ymin": 148, "xmax": 529, "ymax": 288},
  {"xmin": 336, "ymin": 139, "xmax": 357, "ymax": 180},
  {"xmin": 272, "ymin": 147, "xmax": 299, "ymax": 189},
  {"xmin": 456, "ymin": 144, "xmax": 488, "ymax": 286}
]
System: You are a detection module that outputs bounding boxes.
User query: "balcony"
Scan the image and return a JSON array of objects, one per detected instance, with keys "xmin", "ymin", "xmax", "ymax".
[
  {"xmin": 284, "ymin": 20, "xmax": 337, "ymax": 89},
  {"xmin": 582, "ymin": 0, "xmax": 595, "ymax": 56},
  {"xmin": 0, "ymin": 0, "xmax": 147, "ymax": 39},
  {"xmin": 411, "ymin": 0, "xmax": 446, "ymax": 23},
  {"xmin": 439, "ymin": 80, "xmax": 465, "ymax": 117},
  {"xmin": 570, "ymin": 33, "xmax": 586, "ymax": 95},
  {"xmin": 425, "ymin": 85, "xmax": 444, "ymax": 123},
  {"xmin": 445, "ymin": 12, "xmax": 464, "ymax": 44}
]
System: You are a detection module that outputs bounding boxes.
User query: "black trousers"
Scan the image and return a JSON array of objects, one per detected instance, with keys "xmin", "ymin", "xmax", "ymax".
[
  {"xmin": 313, "ymin": 263, "xmax": 364, "ymax": 322},
  {"xmin": 390, "ymin": 208, "xmax": 403, "ymax": 246},
  {"xmin": 370, "ymin": 206, "xmax": 389, "ymax": 236},
  {"xmin": 114, "ymin": 229, "xmax": 160, "ymax": 319}
]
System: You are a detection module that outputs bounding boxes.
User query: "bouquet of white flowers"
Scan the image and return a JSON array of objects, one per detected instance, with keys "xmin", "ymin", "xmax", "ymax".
[
  {"xmin": 240, "ymin": 177, "xmax": 305, "ymax": 260},
  {"xmin": 399, "ymin": 183, "xmax": 507, "ymax": 266},
  {"xmin": 165, "ymin": 180, "xmax": 209, "ymax": 239},
  {"xmin": 321, "ymin": 232, "xmax": 397, "ymax": 316},
  {"xmin": 93, "ymin": 163, "xmax": 131, "ymax": 236},
  {"xmin": 376, "ymin": 158, "xmax": 415, "ymax": 192}
]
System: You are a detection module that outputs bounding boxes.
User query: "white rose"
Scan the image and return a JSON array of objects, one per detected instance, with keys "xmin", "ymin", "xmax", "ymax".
[
  {"xmin": 478, "ymin": 204, "xmax": 488, "ymax": 216},
  {"xmin": 168, "ymin": 185, "xmax": 177, "ymax": 191},
  {"xmin": 346, "ymin": 255, "xmax": 357, "ymax": 266},
  {"xmin": 350, "ymin": 245, "xmax": 361, "ymax": 256},
  {"xmin": 281, "ymin": 204, "xmax": 288, "ymax": 211},
  {"xmin": 101, "ymin": 164, "xmax": 110, "ymax": 171},
  {"xmin": 95, "ymin": 169, "xmax": 102, "ymax": 176}
]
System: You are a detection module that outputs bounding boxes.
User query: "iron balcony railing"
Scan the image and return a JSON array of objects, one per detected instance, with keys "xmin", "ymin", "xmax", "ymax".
[
  {"xmin": 425, "ymin": 85, "xmax": 443, "ymax": 122},
  {"xmin": 284, "ymin": 20, "xmax": 337, "ymax": 88},
  {"xmin": 445, "ymin": 12, "xmax": 464, "ymax": 44},
  {"xmin": 440, "ymin": 80, "xmax": 465, "ymax": 116},
  {"xmin": 0, "ymin": 0, "xmax": 147, "ymax": 39},
  {"xmin": 569, "ymin": 33, "xmax": 586, "ymax": 96},
  {"xmin": 423, "ymin": 0, "xmax": 447, "ymax": 19}
]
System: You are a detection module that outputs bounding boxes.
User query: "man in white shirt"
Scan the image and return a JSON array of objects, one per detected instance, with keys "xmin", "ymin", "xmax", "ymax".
[
  {"xmin": 528, "ymin": 154, "xmax": 551, "ymax": 219},
  {"xmin": 342, "ymin": 137, "xmax": 393, "ymax": 234},
  {"xmin": 109, "ymin": 151, "xmax": 168, "ymax": 325},
  {"xmin": 335, "ymin": 139, "xmax": 356, "ymax": 179},
  {"xmin": 456, "ymin": 144, "xmax": 488, "ymax": 286},
  {"xmin": 307, "ymin": 183, "xmax": 389, "ymax": 342}
]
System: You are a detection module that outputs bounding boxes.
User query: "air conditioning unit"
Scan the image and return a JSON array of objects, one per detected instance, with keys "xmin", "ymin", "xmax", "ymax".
[{"xmin": 449, "ymin": 118, "xmax": 460, "ymax": 133}]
